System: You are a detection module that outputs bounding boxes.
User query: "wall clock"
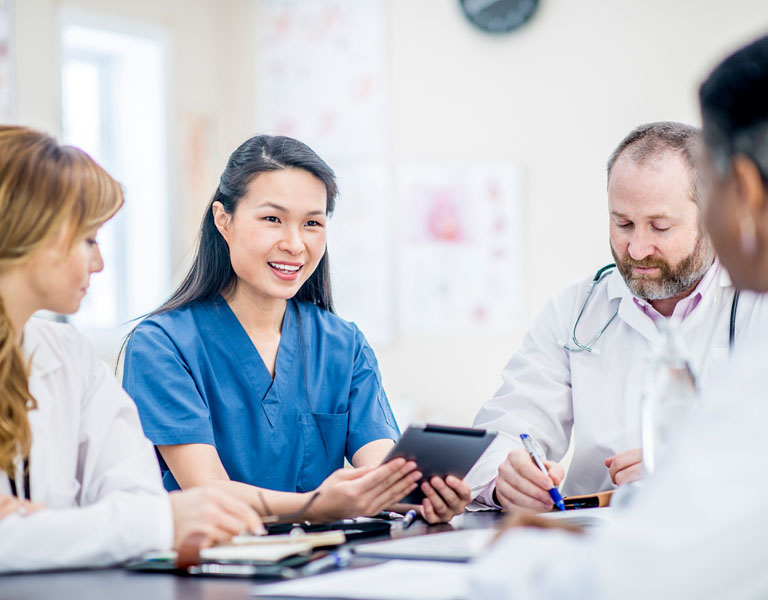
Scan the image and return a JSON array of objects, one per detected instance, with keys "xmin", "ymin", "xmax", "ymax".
[{"xmin": 459, "ymin": 0, "xmax": 539, "ymax": 34}]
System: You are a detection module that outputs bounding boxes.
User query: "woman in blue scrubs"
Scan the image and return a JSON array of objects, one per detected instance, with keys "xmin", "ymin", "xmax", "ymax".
[{"xmin": 123, "ymin": 135, "xmax": 471, "ymax": 522}]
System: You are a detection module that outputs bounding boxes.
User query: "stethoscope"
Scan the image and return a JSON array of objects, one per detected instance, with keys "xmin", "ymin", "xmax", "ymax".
[{"xmin": 563, "ymin": 263, "xmax": 741, "ymax": 354}]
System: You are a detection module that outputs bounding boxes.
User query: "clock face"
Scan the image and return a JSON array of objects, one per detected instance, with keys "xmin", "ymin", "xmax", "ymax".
[{"xmin": 459, "ymin": 0, "xmax": 539, "ymax": 34}]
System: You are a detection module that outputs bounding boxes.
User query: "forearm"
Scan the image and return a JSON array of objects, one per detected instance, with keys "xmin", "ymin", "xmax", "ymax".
[
  {"xmin": 0, "ymin": 490, "xmax": 172, "ymax": 573},
  {"xmin": 210, "ymin": 480, "xmax": 314, "ymax": 521}
]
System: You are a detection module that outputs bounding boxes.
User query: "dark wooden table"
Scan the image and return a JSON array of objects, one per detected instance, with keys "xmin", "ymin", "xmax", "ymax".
[{"xmin": 0, "ymin": 512, "xmax": 501, "ymax": 600}]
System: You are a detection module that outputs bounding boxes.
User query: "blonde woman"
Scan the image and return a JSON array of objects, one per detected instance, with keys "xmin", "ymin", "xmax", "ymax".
[{"xmin": 0, "ymin": 126, "xmax": 262, "ymax": 573}]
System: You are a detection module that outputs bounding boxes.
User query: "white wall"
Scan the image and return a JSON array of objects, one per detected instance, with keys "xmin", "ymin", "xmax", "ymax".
[
  {"xmin": 377, "ymin": 0, "xmax": 768, "ymax": 427},
  {"xmin": 14, "ymin": 0, "xmax": 256, "ymax": 265},
  {"xmin": 10, "ymin": 0, "xmax": 768, "ymax": 428}
]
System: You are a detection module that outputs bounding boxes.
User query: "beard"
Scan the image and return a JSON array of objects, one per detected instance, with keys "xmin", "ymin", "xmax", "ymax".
[{"xmin": 611, "ymin": 234, "xmax": 714, "ymax": 301}]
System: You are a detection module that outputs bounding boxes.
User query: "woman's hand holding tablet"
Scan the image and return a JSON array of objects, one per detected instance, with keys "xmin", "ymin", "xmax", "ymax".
[
  {"xmin": 418, "ymin": 475, "xmax": 473, "ymax": 523},
  {"xmin": 383, "ymin": 424, "xmax": 497, "ymax": 523},
  {"xmin": 307, "ymin": 458, "xmax": 421, "ymax": 522}
]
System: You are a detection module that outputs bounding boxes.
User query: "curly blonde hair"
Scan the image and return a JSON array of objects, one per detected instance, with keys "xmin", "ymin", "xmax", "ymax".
[{"xmin": 0, "ymin": 126, "xmax": 123, "ymax": 476}]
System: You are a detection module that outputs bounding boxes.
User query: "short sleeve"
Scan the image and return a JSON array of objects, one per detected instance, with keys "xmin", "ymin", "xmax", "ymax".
[
  {"xmin": 345, "ymin": 326, "xmax": 400, "ymax": 459},
  {"xmin": 123, "ymin": 320, "xmax": 215, "ymax": 447}
]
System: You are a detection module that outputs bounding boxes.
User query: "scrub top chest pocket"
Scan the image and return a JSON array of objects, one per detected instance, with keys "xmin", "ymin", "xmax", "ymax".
[{"xmin": 298, "ymin": 411, "xmax": 350, "ymax": 492}]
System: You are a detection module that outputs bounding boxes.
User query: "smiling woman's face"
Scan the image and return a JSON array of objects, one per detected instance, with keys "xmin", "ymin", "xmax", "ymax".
[{"xmin": 213, "ymin": 167, "xmax": 328, "ymax": 306}]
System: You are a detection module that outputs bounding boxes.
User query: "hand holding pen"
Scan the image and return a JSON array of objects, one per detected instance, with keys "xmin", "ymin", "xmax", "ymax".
[
  {"xmin": 519, "ymin": 434, "xmax": 565, "ymax": 511},
  {"xmin": 492, "ymin": 435, "xmax": 566, "ymax": 512}
]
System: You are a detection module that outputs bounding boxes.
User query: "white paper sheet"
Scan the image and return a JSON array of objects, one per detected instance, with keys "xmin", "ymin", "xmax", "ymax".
[
  {"xmin": 539, "ymin": 506, "xmax": 613, "ymax": 528},
  {"xmin": 253, "ymin": 560, "xmax": 470, "ymax": 600},
  {"xmin": 396, "ymin": 162, "xmax": 524, "ymax": 336},
  {"xmin": 353, "ymin": 528, "xmax": 496, "ymax": 562}
]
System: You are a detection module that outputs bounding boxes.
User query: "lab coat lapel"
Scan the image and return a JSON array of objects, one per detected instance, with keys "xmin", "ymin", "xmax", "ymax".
[
  {"xmin": 22, "ymin": 321, "xmax": 62, "ymax": 503},
  {"xmin": 606, "ymin": 270, "xmax": 660, "ymax": 345}
]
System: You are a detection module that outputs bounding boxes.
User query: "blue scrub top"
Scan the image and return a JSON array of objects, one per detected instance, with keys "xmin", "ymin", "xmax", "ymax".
[{"xmin": 123, "ymin": 297, "xmax": 400, "ymax": 492}]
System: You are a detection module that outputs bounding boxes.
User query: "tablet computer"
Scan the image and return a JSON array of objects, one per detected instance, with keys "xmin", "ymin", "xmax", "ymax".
[{"xmin": 384, "ymin": 423, "xmax": 496, "ymax": 504}]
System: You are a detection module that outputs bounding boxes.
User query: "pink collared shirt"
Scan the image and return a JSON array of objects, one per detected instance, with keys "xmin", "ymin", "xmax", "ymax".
[{"xmin": 632, "ymin": 260, "xmax": 720, "ymax": 325}]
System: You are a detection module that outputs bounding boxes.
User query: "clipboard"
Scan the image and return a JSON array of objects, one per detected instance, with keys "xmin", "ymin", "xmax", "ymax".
[{"xmin": 384, "ymin": 423, "xmax": 496, "ymax": 504}]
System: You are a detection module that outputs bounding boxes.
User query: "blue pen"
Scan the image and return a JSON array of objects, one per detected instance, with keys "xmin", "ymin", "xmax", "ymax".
[
  {"xmin": 520, "ymin": 434, "xmax": 565, "ymax": 511},
  {"xmin": 402, "ymin": 509, "xmax": 418, "ymax": 528}
]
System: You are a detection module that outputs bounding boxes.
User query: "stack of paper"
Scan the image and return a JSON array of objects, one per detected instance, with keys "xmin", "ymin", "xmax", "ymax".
[{"xmin": 254, "ymin": 560, "xmax": 470, "ymax": 599}]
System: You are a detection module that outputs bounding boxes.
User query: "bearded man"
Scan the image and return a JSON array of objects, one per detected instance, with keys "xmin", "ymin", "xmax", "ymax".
[{"xmin": 467, "ymin": 121, "xmax": 768, "ymax": 511}]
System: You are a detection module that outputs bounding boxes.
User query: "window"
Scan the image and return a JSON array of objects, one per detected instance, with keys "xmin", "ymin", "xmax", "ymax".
[{"xmin": 60, "ymin": 10, "xmax": 170, "ymax": 334}]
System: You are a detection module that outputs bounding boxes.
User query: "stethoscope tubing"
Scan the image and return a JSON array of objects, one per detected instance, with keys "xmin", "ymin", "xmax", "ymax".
[{"xmin": 564, "ymin": 264, "xmax": 740, "ymax": 354}]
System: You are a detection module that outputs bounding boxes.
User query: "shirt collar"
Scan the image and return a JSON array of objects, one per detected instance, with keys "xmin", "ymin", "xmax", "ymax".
[{"xmin": 607, "ymin": 259, "xmax": 726, "ymax": 323}]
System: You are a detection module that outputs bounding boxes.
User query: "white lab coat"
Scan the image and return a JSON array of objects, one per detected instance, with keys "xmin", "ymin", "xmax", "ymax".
[
  {"xmin": 468, "ymin": 262, "xmax": 768, "ymax": 501},
  {"xmin": 0, "ymin": 318, "xmax": 173, "ymax": 573},
  {"xmin": 468, "ymin": 325, "xmax": 768, "ymax": 599}
]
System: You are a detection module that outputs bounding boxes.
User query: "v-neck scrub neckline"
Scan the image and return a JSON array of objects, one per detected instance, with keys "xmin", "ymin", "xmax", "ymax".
[{"xmin": 123, "ymin": 298, "xmax": 399, "ymax": 493}]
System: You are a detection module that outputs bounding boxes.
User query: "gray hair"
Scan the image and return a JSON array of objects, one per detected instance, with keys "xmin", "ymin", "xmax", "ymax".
[{"xmin": 606, "ymin": 121, "xmax": 702, "ymax": 204}]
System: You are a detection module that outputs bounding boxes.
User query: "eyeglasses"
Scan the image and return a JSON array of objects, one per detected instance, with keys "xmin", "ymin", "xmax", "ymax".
[{"xmin": 257, "ymin": 490, "xmax": 321, "ymax": 524}]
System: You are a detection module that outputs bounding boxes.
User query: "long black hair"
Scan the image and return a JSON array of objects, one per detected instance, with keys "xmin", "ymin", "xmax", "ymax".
[{"xmin": 153, "ymin": 134, "xmax": 337, "ymax": 317}]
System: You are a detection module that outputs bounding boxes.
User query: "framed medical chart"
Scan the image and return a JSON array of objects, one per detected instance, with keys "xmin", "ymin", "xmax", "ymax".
[
  {"xmin": 256, "ymin": 0, "xmax": 388, "ymax": 163},
  {"xmin": 396, "ymin": 162, "xmax": 525, "ymax": 336},
  {"xmin": 256, "ymin": 0, "xmax": 394, "ymax": 343}
]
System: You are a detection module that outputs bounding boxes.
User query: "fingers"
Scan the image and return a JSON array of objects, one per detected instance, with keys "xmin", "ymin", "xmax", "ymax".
[
  {"xmin": 614, "ymin": 463, "xmax": 643, "ymax": 486},
  {"xmin": 608, "ymin": 448, "xmax": 643, "ymax": 485},
  {"xmin": 0, "ymin": 495, "xmax": 24, "ymax": 520},
  {"xmin": 204, "ymin": 488, "xmax": 264, "ymax": 536},
  {"xmin": 509, "ymin": 450, "xmax": 555, "ymax": 491},
  {"xmin": 324, "ymin": 460, "xmax": 421, "ymax": 518},
  {"xmin": 0, "ymin": 495, "xmax": 42, "ymax": 520},
  {"xmin": 495, "ymin": 472, "xmax": 552, "ymax": 512},
  {"xmin": 212, "ymin": 490, "xmax": 265, "ymax": 535},
  {"xmin": 613, "ymin": 462, "xmax": 643, "ymax": 486},
  {"xmin": 361, "ymin": 459, "xmax": 420, "ymax": 500},
  {"xmin": 497, "ymin": 456, "xmax": 553, "ymax": 511},
  {"xmin": 421, "ymin": 497, "xmax": 439, "ymax": 524},
  {"xmin": 420, "ymin": 481, "xmax": 450, "ymax": 523},
  {"xmin": 604, "ymin": 456, "xmax": 614, "ymax": 468},
  {"xmin": 543, "ymin": 460, "xmax": 565, "ymax": 487},
  {"xmin": 428, "ymin": 477, "xmax": 461, "ymax": 508},
  {"xmin": 170, "ymin": 486, "xmax": 265, "ymax": 550},
  {"xmin": 420, "ymin": 475, "xmax": 471, "ymax": 523},
  {"xmin": 367, "ymin": 467, "xmax": 421, "ymax": 511},
  {"xmin": 445, "ymin": 475, "xmax": 472, "ymax": 504}
]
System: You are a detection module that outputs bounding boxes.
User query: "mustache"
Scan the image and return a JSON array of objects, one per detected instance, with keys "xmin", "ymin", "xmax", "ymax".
[{"xmin": 618, "ymin": 256, "xmax": 670, "ymax": 270}]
